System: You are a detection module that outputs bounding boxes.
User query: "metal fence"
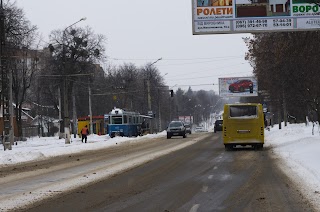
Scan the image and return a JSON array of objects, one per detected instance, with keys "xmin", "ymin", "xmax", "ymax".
[{"xmin": 22, "ymin": 126, "xmax": 38, "ymax": 138}]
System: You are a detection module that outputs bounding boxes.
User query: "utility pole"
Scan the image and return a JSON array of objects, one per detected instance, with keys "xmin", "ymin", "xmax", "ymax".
[
  {"xmin": 156, "ymin": 86, "xmax": 169, "ymax": 132},
  {"xmin": 62, "ymin": 17, "xmax": 86, "ymax": 144},
  {"xmin": 64, "ymin": 76, "xmax": 70, "ymax": 143},
  {"xmin": 147, "ymin": 77, "xmax": 152, "ymax": 133},
  {"xmin": 62, "ymin": 29, "xmax": 70, "ymax": 144},
  {"xmin": 282, "ymin": 83, "xmax": 287, "ymax": 127},
  {"xmin": 169, "ymin": 96, "xmax": 171, "ymax": 121},
  {"xmin": 72, "ymin": 85, "xmax": 77, "ymax": 138},
  {"xmin": 58, "ymin": 87, "xmax": 62, "ymax": 139},
  {"xmin": 146, "ymin": 58, "xmax": 162, "ymax": 134},
  {"xmin": 158, "ymin": 88, "xmax": 161, "ymax": 132},
  {"xmin": 37, "ymin": 77, "xmax": 41, "ymax": 137},
  {"xmin": 88, "ymin": 85, "xmax": 93, "ymax": 134},
  {"xmin": 9, "ymin": 68, "xmax": 14, "ymax": 145},
  {"xmin": 0, "ymin": 0, "xmax": 12, "ymax": 150}
]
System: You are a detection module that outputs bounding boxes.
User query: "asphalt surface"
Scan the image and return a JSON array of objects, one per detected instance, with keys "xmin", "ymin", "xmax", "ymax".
[{"xmin": 23, "ymin": 132, "xmax": 314, "ymax": 212}]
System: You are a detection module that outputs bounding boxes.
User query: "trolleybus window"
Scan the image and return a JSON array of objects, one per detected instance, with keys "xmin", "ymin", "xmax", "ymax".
[
  {"xmin": 123, "ymin": 115, "xmax": 128, "ymax": 124},
  {"xmin": 229, "ymin": 105, "xmax": 257, "ymax": 118},
  {"xmin": 111, "ymin": 116, "xmax": 122, "ymax": 124}
]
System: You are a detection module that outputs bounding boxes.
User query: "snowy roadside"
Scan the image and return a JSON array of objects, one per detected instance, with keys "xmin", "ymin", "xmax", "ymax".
[
  {"xmin": 265, "ymin": 123, "xmax": 320, "ymax": 210},
  {"xmin": 0, "ymin": 132, "xmax": 167, "ymax": 168}
]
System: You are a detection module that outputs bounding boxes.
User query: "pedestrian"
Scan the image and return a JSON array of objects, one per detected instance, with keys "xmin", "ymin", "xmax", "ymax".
[{"xmin": 81, "ymin": 125, "xmax": 89, "ymax": 143}]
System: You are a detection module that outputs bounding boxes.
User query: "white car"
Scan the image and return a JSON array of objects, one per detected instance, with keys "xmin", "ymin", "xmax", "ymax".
[{"xmin": 195, "ymin": 126, "xmax": 206, "ymax": 132}]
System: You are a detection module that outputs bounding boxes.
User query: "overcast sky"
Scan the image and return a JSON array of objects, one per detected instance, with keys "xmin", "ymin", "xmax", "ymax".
[{"xmin": 15, "ymin": 0, "xmax": 253, "ymax": 93}]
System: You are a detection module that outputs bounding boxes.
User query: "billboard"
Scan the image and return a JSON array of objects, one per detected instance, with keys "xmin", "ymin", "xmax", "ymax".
[
  {"xmin": 192, "ymin": 0, "xmax": 320, "ymax": 34},
  {"xmin": 219, "ymin": 77, "xmax": 258, "ymax": 97},
  {"xmin": 179, "ymin": 116, "xmax": 194, "ymax": 124}
]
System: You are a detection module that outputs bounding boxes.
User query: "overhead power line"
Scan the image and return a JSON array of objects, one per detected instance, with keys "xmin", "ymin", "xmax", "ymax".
[
  {"xmin": 166, "ymin": 70, "xmax": 252, "ymax": 82},
  {"xmin": 109, "ymin": 55, "xmax": 244, "ymax": 62},
  {"xmin": 174, "ymin": 83, "xmax": 216, "ymax": 87},
  {"xmin": 166, "ymin": 62, "xmax": 249, "ymax": 78}
]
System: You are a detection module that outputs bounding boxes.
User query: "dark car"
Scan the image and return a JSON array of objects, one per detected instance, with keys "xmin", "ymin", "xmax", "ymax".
[
  {"xmin": 167, "ymin": 121, "xmax": 186, "ymax": 139},
  {"xmin": 214, "ymin": 119, "xmax": 223, "ymax": 133},
  {"xmin": 229, "ymin": 79, "xmax": 253, "ymax": 93},
  {"xmin": 185, "ymin": 123, "xmax": 192, "ymax": 134}
]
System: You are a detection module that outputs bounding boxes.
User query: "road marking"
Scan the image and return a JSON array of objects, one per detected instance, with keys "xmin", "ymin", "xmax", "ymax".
[
  {"xmin": 208, "ymin": 175, "xmax": 213, "ymax": 179},
  {"xmin": 202, "ymin": 185, "xmax": 208, "ymax": 192},
  {"xmin": 189, "ymin": 204, "xmax": 200, "ymax": 212},
  {"xmin": 213, "ymin": 166, "xmax": 218, "ymax": 170}
]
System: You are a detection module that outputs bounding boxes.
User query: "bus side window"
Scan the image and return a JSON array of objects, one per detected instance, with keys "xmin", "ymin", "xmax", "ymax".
[{"xmin": 123, "ymin": 115, "xmax": 128, "ymax": 124}]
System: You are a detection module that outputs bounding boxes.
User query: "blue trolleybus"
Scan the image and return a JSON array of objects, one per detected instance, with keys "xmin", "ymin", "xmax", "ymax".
[{"xmin": 108, "ymin": 108, "xmax": 146, "ymax": 138}]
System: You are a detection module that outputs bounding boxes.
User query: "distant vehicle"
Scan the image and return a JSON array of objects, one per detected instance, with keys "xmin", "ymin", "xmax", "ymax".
[
  {"xmin": 229, "ymin": 79, "xmax": 253, "ymax": 93},
  {"xmin": 108, "ymin": 108, "xmax": 146, "ymax": 138},
  {"xmin": 214, "ymin": 120, "xmax": 223, "ymax": 133},
  {"xmin": 167, "ymin": 121, "xmax": 186, "ymax": 139},
  {"xmin": 184, "ymin": 123, "xmax": 192, "ymax": 134},
  {"xmin": 195, "ymin": 126, "xmax": 206, "ymax": 132},
  {"xmin": 223, "ymin": 103, "xmax": 264, "ymax": 150}
]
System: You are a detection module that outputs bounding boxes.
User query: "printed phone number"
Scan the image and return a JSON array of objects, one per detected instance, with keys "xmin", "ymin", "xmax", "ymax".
[
  {"xmin": 235, "ymin": 19, "xmax": 292, "ymax": 28},
  {"xmin": 236, "ymin": 24, "xmax": 268, "ymax": 28},
  {"xmin": 235, "ymin": 20, "xmax": 268, "ymax": 28},
  {"xmin": 273, "ymin": 19, "xmax": 292, "ymax": 27}
]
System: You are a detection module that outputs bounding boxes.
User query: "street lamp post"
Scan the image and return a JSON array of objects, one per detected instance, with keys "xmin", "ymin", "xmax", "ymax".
[
  {"xmin": 157, "ymin": 73, "xmax": 168, "ymax": 132},
  {"xmin": 147, "ymin": 58, "xmax": 162, "ymax": 112},
  {"xmin": 146, "ymin": 57, "xmax": 162, "ymax": 134},
  {"xmin": 168, "ymin": 84, "xmax": 177, "ymax": 121},
  {"xmin": 62, "ymin": 17, "xmax": 86, "ymax": 144}
]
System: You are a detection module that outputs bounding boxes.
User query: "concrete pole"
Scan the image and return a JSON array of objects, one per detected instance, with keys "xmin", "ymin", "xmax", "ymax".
[
  {"xmin": 72, "ymin": 85, "xmax": 77, "ymax": 138},
  {"xmin": 64, "ymin": 77, "xmax": 70, "ymax": 144},
  {"xmin": 282, "ymin": 87, "xmax": 287, "ymax": 127},
  {"xmin": 169, "ymin": 99, "xmax": 171, "ymax": 121},
  {"xmin": 37, "ymin": 77, "xmax": 41, "ymax": 137},
  {"xmin": 158, "ymin": 88, "xmax": 161, "ymax": 132},
  {"xmin": 1, "ymin": 0, "xmax": 12, "ymax": 150},
  {"xmin": 278, "ymin": 104, "xmax": 282, "ymax": 130},
  {"xmin": 58, "ymin": 87, "xmax": 63, "ymax": 139},
  {"xmin": 62, "ymin": 18, "xmax": 86, "ymax": 143},
  {"xmin": 89, "ymin": 85, "xmax": 93, "ymax": 134},
  {"xmin": 9, "ymin": 70, "xmax": 14, "ymax": 146},
  {"xmin": 147, "ymin": 78, "xmax": 152, "ymax": 133}
]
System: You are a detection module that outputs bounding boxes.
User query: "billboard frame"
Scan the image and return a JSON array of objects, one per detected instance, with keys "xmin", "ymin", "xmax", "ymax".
[
  {"xmin": 219, "ymin": 76, "xmax": 258, "ymax": 97},
  {"xmin": 192, "ymin": 0, "xmax": 320, "ymax": 35}
]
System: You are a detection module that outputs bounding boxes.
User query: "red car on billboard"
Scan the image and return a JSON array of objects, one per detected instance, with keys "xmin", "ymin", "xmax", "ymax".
[{"xmin": 229, "ymin": 79, "xmax": 253, "ymax": 93}]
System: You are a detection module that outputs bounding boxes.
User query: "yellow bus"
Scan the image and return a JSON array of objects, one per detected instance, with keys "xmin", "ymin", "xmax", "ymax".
[{"xmin": 223, "ymin": 103, "xmax": 264, "ymax": 150}]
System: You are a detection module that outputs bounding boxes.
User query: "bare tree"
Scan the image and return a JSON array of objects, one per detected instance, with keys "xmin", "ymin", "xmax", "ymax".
[
  {"xmin": 3, "ymin": 0, "xmax": 38, "ymax": 138},
  {"xmin": 45, "ymin": 26, "xmax": 106, "ymax": 131},
  {"xmin": 245, "ymin": 31, "xmax": 320, "ymax": 123}
]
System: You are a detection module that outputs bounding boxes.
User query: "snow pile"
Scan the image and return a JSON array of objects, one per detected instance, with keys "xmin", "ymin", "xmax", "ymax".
[
  {"xmin": 0, "ymin": 131, "xmax": 166, "ymax": 167},
  {"xmin": 265, "ymin": 123, "xmax": 320, "ymax": 209}
]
